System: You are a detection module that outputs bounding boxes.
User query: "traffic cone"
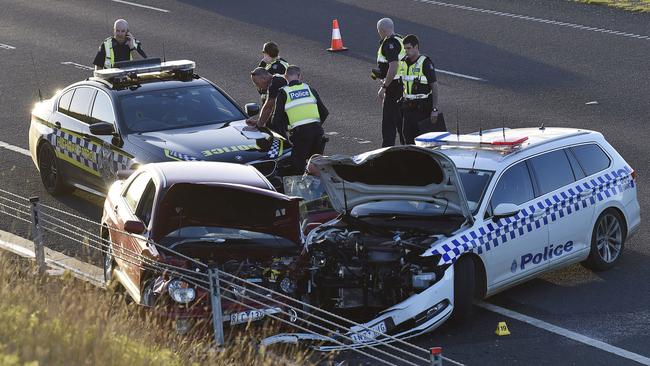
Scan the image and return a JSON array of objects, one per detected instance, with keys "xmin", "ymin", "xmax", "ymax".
[
  {"xmin": 495, "ymin": 321, "xmax": 511, "ymax": 336},
  {"xmin": 327, "ymin": 19, "xmax": 348, "ymax": 52}
]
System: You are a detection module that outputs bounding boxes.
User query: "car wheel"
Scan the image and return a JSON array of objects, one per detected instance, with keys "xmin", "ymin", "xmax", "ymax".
[
  {"xmin": 451, "ymin": 255, "xmax": 475, "ymax": 322},
  {"xmin": 583, "ymin": 209, "xmax": 625, "ymax": 271},
  {"xmin": 38, "ymin": 143, "xmax": 69, "ymax": 196}
]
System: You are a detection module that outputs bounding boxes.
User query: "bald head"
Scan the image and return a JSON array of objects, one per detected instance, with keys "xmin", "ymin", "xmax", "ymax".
[
  {"xmin": 250, "ymin": 67, "xmax": 272, "ymax": 89},
  {"xmin": 113, "ymin": 19, "xmax": 129, "ymax": 43},
  {"xmin": 377, "ymin": 18, "xmax": 395, "ymax": 39}
]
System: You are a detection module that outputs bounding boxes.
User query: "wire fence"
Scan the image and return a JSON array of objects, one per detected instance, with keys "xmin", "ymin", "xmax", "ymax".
[{"xmin": 0, "ymin": 187, "xmax": 454, "ymax": 366}]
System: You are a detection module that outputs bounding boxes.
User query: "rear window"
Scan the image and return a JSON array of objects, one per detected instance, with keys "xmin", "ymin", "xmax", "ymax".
[
  {"xmin": 68, "ymin": 87, "xmax": 95, "ymax": 122},
  {"xmin": 58, "ymin": 89, "xmax": 74, "ymax": 112},
  {"xmin": 569, "ymin": 144, "xmax": 610, "ymax": 177},
  {"xmin": 528, "ymin": 150, "xmax": 575, "ymax": 195}
]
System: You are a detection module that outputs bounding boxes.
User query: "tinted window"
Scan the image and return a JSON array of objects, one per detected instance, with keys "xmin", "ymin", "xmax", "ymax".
[
  {"xmin": 565, "ymin": 148, "xmax": 586, "ymax": 180},
  {"xmin": 58, "ymin": 90, "xmax": 74, "ymax": 112},
  {"xmin": 458, "ymin": 169, "xmax": 493, "ymax": 213},
  {"xmin": 68, "ymin": 87, "xmax": 95, "ymax": 122},
  {"xmin": 570, "ymin": 144, "xmax": 610, "ymax": 176},
  {"xmin": 135, "ymin": 181, "xmax": 156, "ymax": 225},
  {"xmin": 124, "ymin": 173, "xmax": 152, "ymax": 212},
  {"xmin": 119, "ymin": 85, "xmax": 245, "ymax": 133},
  {"xmin": 91, "ymin": 92, "xmax": 116, "ymax": 124},
  {"xmin": 491, "ymin": 162, "xmax": 535, "ymax": 208},
  {"xmin": 529, "ymin": 150, "xmax": 575, "ymax": 195}
]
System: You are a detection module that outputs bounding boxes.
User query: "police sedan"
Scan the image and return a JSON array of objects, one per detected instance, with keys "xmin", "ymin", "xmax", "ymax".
[{"xmin": 29, "ymin": 59, "xmax": 290, "ymax": 196}]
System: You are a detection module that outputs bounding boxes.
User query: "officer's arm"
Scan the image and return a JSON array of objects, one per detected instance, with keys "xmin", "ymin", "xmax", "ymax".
[
  {"xmin": 312, "ymin": 88, "xmax": 329, "ymax": 123},
  {"xmin": 270, "ymin": 92, "xmax": 288, "ymax": 135},
  {"xmin": 258, "ymin": 95, "xmax": 276, "ymax": 127},
  {"xmin": 384, "ymin": 60, "xmax": 399, "ymax": 87},
  {"xmin": 430, "ymin": 82, "xmax": 439, "ymax": 111}
]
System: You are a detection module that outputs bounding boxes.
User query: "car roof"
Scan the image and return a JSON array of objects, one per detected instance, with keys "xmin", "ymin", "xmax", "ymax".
[
  {"xmin": 142, "ymin": 161, "xmax": 273, "ymax": 190},
  {"xmin": 440, "ymin": 127, "xmax": 603, "ymax": 171},
  {"xmin": 73, "ymin": 77, "xmax": 212, "ymax": 96}
]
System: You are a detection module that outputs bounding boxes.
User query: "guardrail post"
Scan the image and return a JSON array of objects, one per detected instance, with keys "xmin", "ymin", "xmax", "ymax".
[
  {"xmin": 208, "ymin": 268, "xmax": 225, "ymax": 347},
  {"xmin": 29, "ymin": 196, "xmax": 45, "ymax": 275},
  {"xmin": 430, "ymin": 347, "xmax": 443, "ymax": 366}
]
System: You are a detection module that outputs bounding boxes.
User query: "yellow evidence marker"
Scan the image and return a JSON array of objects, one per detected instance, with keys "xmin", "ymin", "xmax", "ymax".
[{"xmin": 495, "ymin": 321, "xmax": 511, "ymax": 336}]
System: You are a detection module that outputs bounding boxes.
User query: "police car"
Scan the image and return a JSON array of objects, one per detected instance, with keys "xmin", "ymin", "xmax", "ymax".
[
  {"xmin": 28, "ymin": 59, "xmax": 291, "ymax": 196},
  {"xmin": 280, "ymin": 127, "xmax": 640, "ymax": 348}
]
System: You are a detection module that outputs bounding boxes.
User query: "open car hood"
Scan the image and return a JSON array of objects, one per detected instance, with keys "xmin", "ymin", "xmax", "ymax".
[
  {"xmin": 308, "ymin": 145, "xmax": 474, "ymax": 224},
  {"xmin": 152, "ymin": 182, "xmax": 302, "ymax": 244}
]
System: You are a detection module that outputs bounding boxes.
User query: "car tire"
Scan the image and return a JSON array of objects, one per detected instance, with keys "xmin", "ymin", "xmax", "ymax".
[
  {"xmin": 38, "ymin": 142, "xmax": 70, "ymax": 196},
  {"xmin": 583, "ymin": 208, "xmax": 625, "ymax": 271},
  {"xmin": 451, "ymin": 255, "xmax": 475, "ymax": 322}
]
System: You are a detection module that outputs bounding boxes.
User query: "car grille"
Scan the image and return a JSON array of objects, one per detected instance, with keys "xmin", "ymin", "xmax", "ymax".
[{"xmin": 249, "ymin": 160, "xmax": 277, "ymax": 177}]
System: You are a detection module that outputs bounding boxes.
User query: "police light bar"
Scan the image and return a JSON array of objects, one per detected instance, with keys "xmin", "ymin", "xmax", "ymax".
[
  {"xmin": 93, "ymin": 59, "xmax": 195, "ymax": 81},
  {"xmin": 415, "ymin": 131, "xmax": 529, "ymax": 152}
]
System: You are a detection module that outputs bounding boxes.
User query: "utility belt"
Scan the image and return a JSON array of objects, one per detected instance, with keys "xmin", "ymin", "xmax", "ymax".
[{"xmin": 399, "ymin": 95, "xmax": 432, "ymax": 112}]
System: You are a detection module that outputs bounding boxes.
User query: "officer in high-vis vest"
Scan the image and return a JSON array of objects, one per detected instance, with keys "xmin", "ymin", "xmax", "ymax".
[
  {"xmin": 257, "ymin": 42, "xmax": 290, "ymax": 104},
  {"xmin": 272, "ymin": 65, "xmax": 329, "ymax": 175},
  {"xmin": 374, "ymin": 18, "xmax": 406, "ymax": 147},
  {"xmin": 399, "ymin": 34, "xmax": 445, "ymax": 145},
  {"xmin": 93, "ymin": 19, "xmax": 146, "ymax": 70}
]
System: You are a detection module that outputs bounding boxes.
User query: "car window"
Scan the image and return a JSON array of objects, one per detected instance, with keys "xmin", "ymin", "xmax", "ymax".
[
  {"xmin": 565, "ymin": 147, "xmax": 586, "ymax": 180},
  {"xmin": 124, "ymin": 173, "xmax": 152, "ymax": 213},
  {"xmin": 119, "ymin": 85, "xmax": 245, "ymax": 133},
  {"xmin": 90, "ymin": 91, "xmax": 116, "ymax": 124},
  {"xmin": 68, "ymin": 87, "xmax": 95, "ymax": 123},
  {"xmin": 528, "ymin": 149, "xmax": 575, "ymax": 195},
  {"xmin": 58, "ymin": 89, "xmax": 74, "ymax": 112},
  {"xmin": 490, "ymin": 162, "xmax": 535, "ymax": 208},
  {"xmin": 458, "ymin": 169, "xmax": 493, "ymax": 213},
  {"xmin": 135, "ymin": 181, "xmax": 156, "ymax": 225},
  {"xmin": 570, "ymin": 144, "xmax": 611, "ymax": 177}
]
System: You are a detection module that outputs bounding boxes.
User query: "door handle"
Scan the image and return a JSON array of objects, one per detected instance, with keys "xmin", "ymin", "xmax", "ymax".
[
  {"xmin": 54, "ymin": 121, "xmax": 61, "ymax": 128},
  {"xmin": 579, "ymin": 189, "xmax": 593, "ymax": 198},
  {"xmin": 532, "ymin": 209, "xmax": 546, "ymax": 218}
]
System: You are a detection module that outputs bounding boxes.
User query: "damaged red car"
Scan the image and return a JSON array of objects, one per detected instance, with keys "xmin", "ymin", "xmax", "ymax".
[{"xmin": 100, "ymin": 161, "xmax": 303, "ymax": 333}]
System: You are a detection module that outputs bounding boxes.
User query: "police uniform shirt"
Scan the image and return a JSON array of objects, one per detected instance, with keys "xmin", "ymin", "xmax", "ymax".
[
  {"xmin": 258, "ymin": 58, "xmax": 288, "ymax": 75},
  {"xmin": 93, "ymin": 38, "xmax": 146, "ymax": 68},
  {"xmin": 404, "ymin": 56, "xmax": 437, "ymax": 104},
  {"xmin": 378, "ymin": 36, "xmax": 403, "ymax": 93},
  {"xmin": 271, "ymin": 80, "xmax": 329, "ymax": 138},
  {"xmin": 267, "ymin": 75, "xmax": 288, "ymax": 99}
]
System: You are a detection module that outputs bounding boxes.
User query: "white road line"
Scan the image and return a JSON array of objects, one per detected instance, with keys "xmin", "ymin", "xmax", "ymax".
[
  {"xmin": 478, "ymin": 301, "xmax": 650, "ymax": 365},
  {"xmin": 437, "ymin": 68, "xmax": 485, "ymax": 81},
  {"xmin": 61, "ymin": 62, "xmax": 94, "ymax": 71},
  {"xmin": 0, "ymin": 43, "xmax": 16, "ymax": 50},
  {"xmin": 0, "ymin": 141, "xmax": 31, "ymax": 156},
  {"xmin": 110, "ymin": 0, "xmax": 170, "ymax": 13},
  {"xmin": 414, "ymin": 0, "xmax": 650, "ymax": 41}
]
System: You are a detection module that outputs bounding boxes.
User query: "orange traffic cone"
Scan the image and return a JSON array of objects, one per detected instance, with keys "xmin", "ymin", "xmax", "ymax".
[{"xmin": 327, "ymin": 19, "xmax": 348, "ymax": 52}]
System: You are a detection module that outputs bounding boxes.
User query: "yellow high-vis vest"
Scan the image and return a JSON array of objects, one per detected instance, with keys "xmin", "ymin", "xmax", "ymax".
[
  {"xmin": 401, "ymin": 55, "xmax": 431, "ymax": 100},
  {"xmin": 281, "ymin": 83, "xmax": 321, "ymax": 129},
  {"xmin": 103, "ymin": 37, "xmax": 132, "ymax": 69}
]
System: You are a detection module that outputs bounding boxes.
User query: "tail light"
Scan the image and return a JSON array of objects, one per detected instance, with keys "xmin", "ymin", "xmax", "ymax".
[{"xmin": 631, "ymin": 169, "xmax": 637, "ymax": 182}]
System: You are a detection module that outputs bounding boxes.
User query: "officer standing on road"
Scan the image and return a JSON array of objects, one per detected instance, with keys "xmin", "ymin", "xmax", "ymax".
[
  {"xmin": 374, "ymin": 18, "xmax": 405, "ymax": 147},
  {"xmin": 272, "ymin": 65, "xmax": 329, "ymax": 175},
  {"xmin": 257, "ymin": 42, "xmax": 290, "ymax": 104},
  {"xmin": 400, "ymin": 34, "xmax": 445, "ymax": 144},
  {"xmin": 93, "ymin": 19, "xmax": 147, "ymax": 70},
  {"xmin": 247, "ymin": 67, "xmax": 288, "ymax": 128}
]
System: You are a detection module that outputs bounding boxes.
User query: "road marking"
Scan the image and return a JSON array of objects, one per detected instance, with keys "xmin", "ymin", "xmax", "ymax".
[
  {"xmin": 0, "ymin": 141, "xmax": 30, "ymax": 156},
  {"xmin": 0, "ymin": 43, "xmax": 16, "ymax": 50},
  {"xmin": 61, "ymin": 62, "xmax": 94, "ymax": 71},
  {"xmin": 414, "ymin": 0, "xmax": 650, "ymax": 41},
  {"xmin": 478, "ymin": 301, "xmax": 650, "ymax": 365},
  {"xmin": 110, "ymin": 0, "xmax": 170, "ymax": 13},
  {"xmin": 437, "ymin": 68, "xmax": 485, "ymax": 81}
]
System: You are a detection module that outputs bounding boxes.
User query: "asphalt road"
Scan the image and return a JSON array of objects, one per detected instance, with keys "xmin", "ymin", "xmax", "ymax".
[{"xmin": 0, "ymin": 0, "xmax": 649, "ymax": 365}]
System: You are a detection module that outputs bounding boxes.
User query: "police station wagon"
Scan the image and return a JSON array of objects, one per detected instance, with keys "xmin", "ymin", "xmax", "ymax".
[{"xmin": 282, "ymin": 127, "xmax": 640, "ymax": 347}]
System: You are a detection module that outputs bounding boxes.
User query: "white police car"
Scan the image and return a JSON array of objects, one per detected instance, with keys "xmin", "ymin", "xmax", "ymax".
[{"xmin": 282, "ymin": 127, "xmax": 640, "ymax": 348}]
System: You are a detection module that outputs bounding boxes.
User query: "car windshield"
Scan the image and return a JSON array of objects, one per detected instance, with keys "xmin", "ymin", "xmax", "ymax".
[
  {"xmin": 457, "ymin": 168, "xmax": 493, "ymax": 213},
  {"xmin": 159, "ymin": 226, "xmax": 295, "ymax": 249},
  {"xmin": 119, "ymin": 85, "xmax": 246, "ymax": 133}
]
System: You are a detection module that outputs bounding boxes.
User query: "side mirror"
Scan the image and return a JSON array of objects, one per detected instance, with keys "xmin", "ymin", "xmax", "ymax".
[
  {"xmin": 124, "ymin": 220, "xmax": 146, "ymax": 235},
  {"xmin": 492, "ymin": 203, "xmax": 520, "ymax": 221},
  {"xmin": 89, "ymin": 122, "xmax": 115, "ymax": 136},
  {"xmin": 245, "ymin": 103, "xmax": 260, "ymax": 117}
]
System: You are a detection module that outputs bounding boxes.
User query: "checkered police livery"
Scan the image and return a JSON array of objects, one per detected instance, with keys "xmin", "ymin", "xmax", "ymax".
[
  {"xmin": 267, "ymin": 138, "xmax": 284, "ymax": 159},
  {"xmin": 50, "ymin": 128, "xmax": 101, "ymax": 174}
]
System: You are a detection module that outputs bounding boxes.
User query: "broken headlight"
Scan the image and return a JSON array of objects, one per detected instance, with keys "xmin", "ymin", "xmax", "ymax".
[{"xmin": 168, "ymin": 279, "xmax": 196, "ymax": 304}]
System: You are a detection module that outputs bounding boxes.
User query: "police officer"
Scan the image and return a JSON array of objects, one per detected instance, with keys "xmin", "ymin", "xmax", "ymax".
[
  {"xmin": 374, "ymin": 18, "xmax": 405, "ymax": 147},
  {"xmin": 257, "ymin": 42, "xmax": 290, "ymax": 105},
  {"xmin": 247, "ymin": 67, "xmax": 288, "ymax": 128},
  {"xmin": 400, "ymin": 34, "xmax": 445, "ymax": 144},
  {"xmin": 93, "ymin": 19, "xmax": 146, "ymax": 70},
  {"xmin": 272, "ymin": 65, "xmax": 329, "ymax": 175}
]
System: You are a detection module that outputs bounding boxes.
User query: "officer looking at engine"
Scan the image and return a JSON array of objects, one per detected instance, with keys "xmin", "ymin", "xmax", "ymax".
[
  {"xmin": 374, "ymin": 18, "xmax": 405, "ymax": 147},
  {"xmin": 272, "ymin": 65, "xmax": 329, "ymax": 175},
  {"xmin": 400, "ymin": 34, "xmax": 445, "ymax": 144},
  {"xmin": 93, "ymin": 19, "xmax": 147, "ymax": 70},
  {"xmin": 257, "ymin": 42, "xmax": 290, "ymax": 104},
  {"xmin": 247, "ymin": 67, "xmax": 287, "ymax": 128}
]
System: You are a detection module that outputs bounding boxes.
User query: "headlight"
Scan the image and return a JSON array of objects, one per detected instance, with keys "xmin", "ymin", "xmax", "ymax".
[
  {"xmin": 279, "ymin": 277, "xmax": 297, "ymax": 294},
  {"xmin": 168, "ymin": 279, "xmax": 196, "ymax": 304}
]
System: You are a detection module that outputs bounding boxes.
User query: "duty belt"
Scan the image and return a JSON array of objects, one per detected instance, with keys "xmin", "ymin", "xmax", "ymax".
[{"xmin": 404, "ymin": 93, "xmax": 431, "ymax": 100}]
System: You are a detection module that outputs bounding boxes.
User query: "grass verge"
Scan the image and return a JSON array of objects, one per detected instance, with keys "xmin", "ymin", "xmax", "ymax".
[
  {"xmin": 572, "ymin": 0, "xmax": 650, "ymax": 12},
  {"xmin": 0, "ymin": 252, "xmax": 320, "ymax": 366}
]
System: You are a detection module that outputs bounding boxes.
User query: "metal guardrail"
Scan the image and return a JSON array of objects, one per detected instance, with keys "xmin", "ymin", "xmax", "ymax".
[{"xmin": 0, "ymin": 187, "xmax": 454, "ymax": 366}]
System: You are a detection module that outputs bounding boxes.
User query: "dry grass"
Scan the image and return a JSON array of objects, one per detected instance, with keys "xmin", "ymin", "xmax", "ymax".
[
  {"xmin": 573, "ymin": 0, "xmax": 650, "ymax": 12},
  {"xmin": 0, "ymin": 253, "xmax": 322, "ymax": 366}
]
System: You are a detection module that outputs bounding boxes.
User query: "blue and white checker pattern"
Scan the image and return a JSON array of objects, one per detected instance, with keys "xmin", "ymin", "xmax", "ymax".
[
  {"xmin": 50, "ymin": 129, "xmax": 101, "ymax": 172},
  {"xmin": 267, "ymin": 139, "xmax": 283, "ymax": 159},
  {"xmin": 432, "ymin": 166, "xmax": 635, "ymax": 265}
]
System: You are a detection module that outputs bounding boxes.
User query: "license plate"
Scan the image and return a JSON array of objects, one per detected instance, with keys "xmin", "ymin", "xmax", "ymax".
[
  {"xmin": 227, "ymin": 307, "xmax": 281, "ymax": 326},
  {"xmin": 350, "ymin": 320, "xmax": 388, "ymax": 344}
]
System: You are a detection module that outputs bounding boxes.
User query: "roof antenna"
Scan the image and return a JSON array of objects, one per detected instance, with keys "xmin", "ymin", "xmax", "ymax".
[
  {"xmin": 29, "ymin": 52, "xmax": 43, "ymax": 102},
  {"xmin": 479, "ymin": 121, "xmax": 483, "ymax": 143},
  {"xmin": 502, "ymin": 119, "xmax": 506, "ymax": 141},
  {"xmin": 162, "ymin": 41, "xmax": 166, "ymax": 63},
  {"xmin": 456, "ymin": 107, "xmax": 460, "ymax": 141},
  {"xmin": 342, "ymin": 179, "xmax": 349, "ymax": 215},
  {"xmin": 539, "ymin": 122, "xmax": 545, "ymax": 131},
  {"xmin": 470, "ymin": 151, "xmax": 479, "ymax": 172}
]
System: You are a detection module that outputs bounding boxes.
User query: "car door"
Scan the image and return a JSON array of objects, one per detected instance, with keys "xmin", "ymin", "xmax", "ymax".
[
  {"xmin": 484, "ymin": 160, "xmax": 550, "ymax": 289},
  {"xmin": 112, "ymin": 171, "xmax": 156, "ymax": 296}
]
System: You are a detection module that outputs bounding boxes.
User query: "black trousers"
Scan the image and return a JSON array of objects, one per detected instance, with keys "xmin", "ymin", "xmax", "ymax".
[
  {"xmin": 288, "ymin": 123, "xmax": 325, "ymax": 175},
  {"xmin": 402, "ymin": 107, "xmax": 447, "ymax": 145},
  {"xmin": 382, "ymin": 91, "xmax": 404, "ymax": 147}
]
